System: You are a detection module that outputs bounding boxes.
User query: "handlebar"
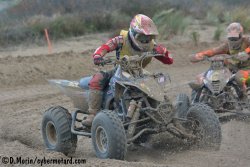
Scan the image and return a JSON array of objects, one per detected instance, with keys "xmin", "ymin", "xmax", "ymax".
[
  {"xmin": 101, "ymin": 53, "xmax": 164, "ymax": 66},
  {"xmin": 103, "ymin": 59, "xmax": 113, "ymax": 65},
  {"xmin": 205, "ymin": 54, "xmax": 237, "ymax": 62}
]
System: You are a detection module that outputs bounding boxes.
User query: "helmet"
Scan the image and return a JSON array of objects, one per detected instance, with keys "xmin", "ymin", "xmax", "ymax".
[
  {"xmin": 227, "ymin": 22, "xmax": 243, "ymax": 50},
  {"xmin": 129, "ymin": 14, "xmax": 159, "ymax": 51}
]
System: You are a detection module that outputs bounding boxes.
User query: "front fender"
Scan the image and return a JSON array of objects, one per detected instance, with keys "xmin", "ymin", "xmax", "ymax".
[{"xmin": 116, "ymin": 79, "xmax": 165, "ymax": 102}]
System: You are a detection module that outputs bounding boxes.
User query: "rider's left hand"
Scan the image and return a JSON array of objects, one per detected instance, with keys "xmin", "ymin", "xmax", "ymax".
[
  {"xmin": 189, "ymin": 53, "xmax": 204, "ymax": 63},
  {"xmin": 155, "ymin": 45, "xmax": 167, "ymax": 55},
  {"xmin": 237, "ymin": 51, "xmax": 250, "ymax": 61}
]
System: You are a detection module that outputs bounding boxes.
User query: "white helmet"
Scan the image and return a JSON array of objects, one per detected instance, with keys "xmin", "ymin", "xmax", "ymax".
[{"xmin": 227, "ymin": 22, "xmax": 243, "ymax": 50}]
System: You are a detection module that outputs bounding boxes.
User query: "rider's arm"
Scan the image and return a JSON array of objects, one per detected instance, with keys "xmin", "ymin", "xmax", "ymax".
[
  {"xmin": 153, "ymin": 44, "xmax": 173, "ymax": 64},
  {"xmin": 244, "ymin": 36, "xmax": 250, "ymax": 54},
  {"xmin": 93, "ymin": 36, "xmax": 123, "ymax": 58},
  {"xmin": 192, "ymin": 42, "xmax": 229, "ymax": 62},
  {"xmin": 234, "ymin": 36, "xmax": 250, "ymax": 61}
]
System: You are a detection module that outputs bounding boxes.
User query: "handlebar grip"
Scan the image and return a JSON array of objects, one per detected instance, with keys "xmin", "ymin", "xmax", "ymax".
[{"xmin": 104, "ymin": 59, "xmax": 112, "ymax": 63}]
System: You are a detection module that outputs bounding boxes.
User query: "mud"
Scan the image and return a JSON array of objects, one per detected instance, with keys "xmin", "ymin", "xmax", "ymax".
[{"xmin": 0, "ymin": 32, "xmax": 250, "ymax": 167}]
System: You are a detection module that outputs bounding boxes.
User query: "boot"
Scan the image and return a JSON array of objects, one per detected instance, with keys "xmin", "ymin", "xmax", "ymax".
[{"xmin": 82, "ymin": 90, "xmax": 103, "ymax": 127}]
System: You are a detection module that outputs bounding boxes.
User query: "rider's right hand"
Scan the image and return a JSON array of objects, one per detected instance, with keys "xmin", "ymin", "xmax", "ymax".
[{"xmin": 93, "ymin": 55, "xmax": 105, "ymax": 66}]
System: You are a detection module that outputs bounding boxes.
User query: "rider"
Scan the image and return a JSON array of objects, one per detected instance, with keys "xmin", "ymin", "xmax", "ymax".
[
  {"xmin": 190, "ymin": 22, "xmax": 250, "ymax": 100},
  {"xmin": 82, "ymin": 14, "xmax": 173, "ymax": 126}
]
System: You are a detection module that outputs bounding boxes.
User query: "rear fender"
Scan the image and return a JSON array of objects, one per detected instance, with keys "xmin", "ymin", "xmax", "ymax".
[{"xmin": 48, "ymin": 79, "xmax": 89, "ymax": 111}]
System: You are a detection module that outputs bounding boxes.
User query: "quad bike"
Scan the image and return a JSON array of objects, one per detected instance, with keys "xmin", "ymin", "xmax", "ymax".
[
  {"xmin": 189, "ymin": 54, "xmax": 250, "ymax": 120},
  {"xmin": 42, "ymin": 53, "xmax": 221, "ymax": 160}
]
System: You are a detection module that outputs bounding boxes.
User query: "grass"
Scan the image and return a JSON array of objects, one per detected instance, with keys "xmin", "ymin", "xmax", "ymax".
[
  {"xmin": 190, "ymin": 31, "xmax": 200, "ymax": 46},
  {"xmin": 0, "ymin": 0, "xmax": 250, "ymax": 46},
  {"xmin": 213, "ymin": 25, "xmax": 223, "ymax": 41},
  {"xmin": 203, "ymin": 5, "xmax": 250, "ymax": 34},
  {"xmin": 153, "ymin": 9, "xmax": 191, "ymax": 39},
  {"xmin": 0, "ymin": 13, "xmax": 114, "ymax": 46},
  {"xmin": 228, "ymin": 7, "xmax": 250, "ymax": 32}
]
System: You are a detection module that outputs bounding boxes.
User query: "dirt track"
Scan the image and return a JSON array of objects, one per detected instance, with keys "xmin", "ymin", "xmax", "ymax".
[{"xmin": 0, "ymin": 32, "xmax": 250, "ymax": 167}]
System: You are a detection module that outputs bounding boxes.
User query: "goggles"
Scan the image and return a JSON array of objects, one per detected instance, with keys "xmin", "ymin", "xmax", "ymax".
[
  {"xmin": 228, "ymin": 37, "xmax": 241, "ymax": 41},
  {"xmin": 228, "ymin": 34, "xmax": 242, "ymax": 41},
  {"xmin": 135, "ymin": 34, "xmax": 155, "ymax": 43}
]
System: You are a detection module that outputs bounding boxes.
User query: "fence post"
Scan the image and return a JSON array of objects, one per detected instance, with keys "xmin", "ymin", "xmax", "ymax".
[{"xmin": 44, "ymin": 28, "xmax": 52, "ymax": 54}]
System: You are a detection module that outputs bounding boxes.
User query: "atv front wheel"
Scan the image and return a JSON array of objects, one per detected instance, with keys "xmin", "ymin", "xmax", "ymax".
[
  {"xmin": 175, "ymin": 93, "xmax": 190, "ymax": 118},
  {"xmin": 91, "ymin": 110, "xmax": 127, "ymax": 160},
  {"xmin": 42, "ymin": 106, "xmax": 77, "ymax": 155},
  {"xmin": 187, "ymin": 103, "xmax": 221, "ymax": 150}
]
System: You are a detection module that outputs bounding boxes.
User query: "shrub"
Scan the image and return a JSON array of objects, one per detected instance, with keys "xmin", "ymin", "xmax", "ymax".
[
  {"xmin": 213, "ymin": 25, "xmax": 223, "ymax": 41},
  {"xmin": 153, "ymin": 9, "xmax": 191, "ymax": 39},
  {"xmin": 204, "ymin": 2, "xmax": 227, "ymax": 25},
  {"xmin": 228, "ymin": 7, "xmax": 250, "ymax": 32},
  {"xmin": 0, "ymin": 12, "xmax": 116, "ymax": 46},
  {"xmin": 190, "ymin": 31, "xmax": 200, "ymax": 46},
  {"xmin": 110, "ymin": 11, "xmax": 131, "ymax": 30}
]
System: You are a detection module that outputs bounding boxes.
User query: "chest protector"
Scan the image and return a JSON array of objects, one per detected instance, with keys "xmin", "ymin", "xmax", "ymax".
[
  {"xmin": 229, "ymin": 41, "xmax": 250, "ymax": 70},
  {"xmin": 119, "ymin": 30, "xmax": 154, "ymax": 68}
]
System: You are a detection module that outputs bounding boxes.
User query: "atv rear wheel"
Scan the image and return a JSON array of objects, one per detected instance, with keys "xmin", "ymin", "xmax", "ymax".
[
  {"xmin": 91, "ymin": 110, "xmax": 127, "ymax": 160},
  {"xmin": 187, "ymin": 103, "xmax": 221, "ymax": 150},
  {"xmin": 42, "ymin": 106, "xmax": 77, "ymax": 155}
]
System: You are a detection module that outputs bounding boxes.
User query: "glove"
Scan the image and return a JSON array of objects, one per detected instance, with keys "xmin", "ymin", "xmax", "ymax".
[
  {"xmin": 93, "ymin": 55, "xmax": 104, "ymax": 66},
  {"xmin": 155, "ymin": 45, "xmax": 167, "ymax": 55},
  {"xmin": 154, "ymin": 45, "xmax": 174, "ymax": 64},
  {"xmin": 189, "ymin": 53, "xmax": 204, "ymax": 63},
  {"xmin": 237, "ymin": 51, "xmax": 249, "ymax": 61}
]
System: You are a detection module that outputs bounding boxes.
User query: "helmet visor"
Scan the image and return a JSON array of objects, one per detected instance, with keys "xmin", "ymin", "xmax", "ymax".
[
  {"xmin": 228, "ymin": 33, "xmax": 242, "ymax": 41},
  {"xmin": 135, "ymin": 34, "xmax": 155, "ymax": 44},
  {"xmin": 228, "ymin": 37, "xmax": 240, "ymax": 41}
]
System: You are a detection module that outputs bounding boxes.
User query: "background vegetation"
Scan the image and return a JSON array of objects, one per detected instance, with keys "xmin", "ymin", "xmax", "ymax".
[{"xmin": 0, "ymin": 0, "xmax": 249, "ymax": 47}]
